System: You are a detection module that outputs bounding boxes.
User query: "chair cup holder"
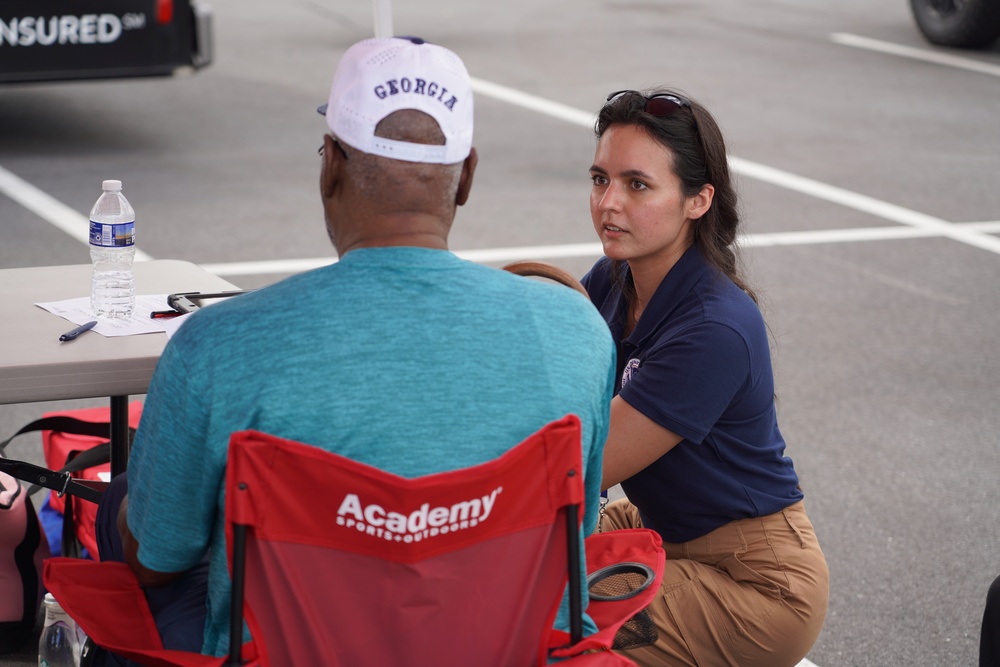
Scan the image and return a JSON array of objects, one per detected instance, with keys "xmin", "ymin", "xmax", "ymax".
[{"xmin": 587, "ymin": 562, "xmax": 657, "ymax": 602}]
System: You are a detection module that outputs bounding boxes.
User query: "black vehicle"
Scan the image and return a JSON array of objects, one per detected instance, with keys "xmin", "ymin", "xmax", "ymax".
[
  {"xmin": 0, "ymin": 0, "xmax": 212, "ymax": 84},
  {"xmin": 910, "ymin": 0, "xmax": 1000, "ymax": 49}
]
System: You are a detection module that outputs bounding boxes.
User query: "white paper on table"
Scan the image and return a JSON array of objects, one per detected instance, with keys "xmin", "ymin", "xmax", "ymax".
[
  {"xmin": 159, "ymin": 312, "xmax": 193, "ymax": 339},
  {"xmin": 36, "ymin": 295, "xmax": 182, "ymax": 337}
]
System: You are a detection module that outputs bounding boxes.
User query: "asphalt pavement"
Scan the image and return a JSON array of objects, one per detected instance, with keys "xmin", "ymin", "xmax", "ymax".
[{"xmin": 2, "ymin": 0, "xmax": 999, "ymax": 665}]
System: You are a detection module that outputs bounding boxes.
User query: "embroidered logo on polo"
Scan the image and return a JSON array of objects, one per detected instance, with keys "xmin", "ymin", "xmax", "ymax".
[
  {"xmin": 335, "ymin": 485, "xmax": 502, "ymax": 543},
  {"xmin": 622, "ymin": 358, "xmax": 641, "ymax": 389}
]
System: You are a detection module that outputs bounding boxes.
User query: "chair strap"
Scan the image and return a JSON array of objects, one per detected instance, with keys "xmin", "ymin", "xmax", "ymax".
[
  {"xmin": 0, "ymin": 416, "xmax": 126, "ymax": 503},
  {"xmin": 0, "ymin": 416, "xmax": 130, "ymax": 454},
  {"xmin": 0, "ymin": 459, "xmax": 106, "ymax": 505}
]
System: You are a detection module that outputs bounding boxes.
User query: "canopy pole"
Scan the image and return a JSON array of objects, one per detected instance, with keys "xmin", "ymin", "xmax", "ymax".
[{"xmin": 373, "ymin": 0, "xmax": 394, "ymax": 38}]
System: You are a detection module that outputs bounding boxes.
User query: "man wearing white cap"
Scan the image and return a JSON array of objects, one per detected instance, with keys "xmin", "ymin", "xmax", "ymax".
[{"xmin": 91, "ymin": 36, "xmax": 616, "ymax": 663}]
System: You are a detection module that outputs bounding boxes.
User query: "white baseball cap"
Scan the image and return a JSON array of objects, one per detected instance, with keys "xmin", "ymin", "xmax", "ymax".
[{"xmin": 319, "ymin": 36, "xmax": 474, "ymax": 164}]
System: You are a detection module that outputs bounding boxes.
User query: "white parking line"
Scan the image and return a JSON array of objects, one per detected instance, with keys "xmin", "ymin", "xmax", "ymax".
[
  {"xmin": 470, "ymin": 77, "xmax": 596, "ymax": 127},
  {"xmin": 0, "ymin": 164, "xmax": 154, "ymax": 262},
  {"xmin": 830, "ymin": 32, "xmax": 1000, "ymax": 78},
  {"xmin": 730, "ymin": 159, "xmax": 1000, "ymax": 256},
  {"xmin": 469, "ymin": 78, "xmax": 1000, "ymax": 258},
  {"xmin": 198, "ymin": 221, "xmax": 1000, "ymax": 277},
  {"xmin": 3, "ymin": 78, "xmax": 999, "ymax": 273}
]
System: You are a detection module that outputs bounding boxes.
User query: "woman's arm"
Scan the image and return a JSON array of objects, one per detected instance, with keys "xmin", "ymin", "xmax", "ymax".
[{"xmin": 602, "ymin": 394, "xmax": 684, "ymax": 490}]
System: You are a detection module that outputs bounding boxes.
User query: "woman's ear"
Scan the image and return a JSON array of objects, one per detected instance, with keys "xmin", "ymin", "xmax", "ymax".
[{"xmin": 688, "ymin": 183, "xmax": 715, "ymax": 220}]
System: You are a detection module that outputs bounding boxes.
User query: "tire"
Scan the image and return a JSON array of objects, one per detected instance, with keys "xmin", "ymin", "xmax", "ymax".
[{"xmin": 910, "ymin": 0, "xmax": 1000, "ymax": 49}]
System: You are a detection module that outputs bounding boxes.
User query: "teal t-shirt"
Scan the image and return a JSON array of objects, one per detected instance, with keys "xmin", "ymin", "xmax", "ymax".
[{"xmin": 126, "ymin": 247, "xmax": 616, "ymax": 656}]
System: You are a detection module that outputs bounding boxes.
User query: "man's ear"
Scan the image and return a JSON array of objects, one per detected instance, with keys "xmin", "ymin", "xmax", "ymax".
[
  {"xmin": 320, "ymin": 134, "xmax": 342, "ymax": 200},
  {"xmin": 455, "ymin": 147, "xmax": 478, "ymax": 207}
]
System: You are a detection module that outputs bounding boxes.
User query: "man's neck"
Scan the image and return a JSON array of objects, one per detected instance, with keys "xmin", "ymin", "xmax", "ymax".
[
  {"xmin": 343, "ymin": 232, "xmax": 449, "ymax": 253},
  {"xmin": 336, "ymin": 213, "xmax": 451, "ymax": 255}
]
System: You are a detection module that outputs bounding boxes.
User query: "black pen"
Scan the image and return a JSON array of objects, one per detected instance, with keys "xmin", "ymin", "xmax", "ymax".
[{"xmin": 59, "ymin": 320, "xmax": 98, "ymax": 342}]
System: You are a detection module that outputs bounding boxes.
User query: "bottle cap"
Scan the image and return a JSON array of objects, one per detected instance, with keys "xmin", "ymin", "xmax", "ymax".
[{"xmin": 102, "ymin": 179, "xmax": 122, "ymax": 191}]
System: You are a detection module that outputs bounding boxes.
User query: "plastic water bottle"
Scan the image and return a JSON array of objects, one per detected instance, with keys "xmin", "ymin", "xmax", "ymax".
[
  {"xmin": 89, "ymin": 179, "xmax": 136, "ymax": 320},
  {"xmin": 38, "ymin": 593, "xmax": 80, "ymax": 667}
]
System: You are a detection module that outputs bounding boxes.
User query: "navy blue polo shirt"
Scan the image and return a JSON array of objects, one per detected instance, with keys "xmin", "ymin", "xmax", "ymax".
[{"xmin": 582, "ymin": 246, "xmax": 802, "ymax": 543}]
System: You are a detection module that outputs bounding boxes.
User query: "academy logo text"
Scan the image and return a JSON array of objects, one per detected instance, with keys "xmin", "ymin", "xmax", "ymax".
[
  {"xmin": 1, "ymin": 13, "xmax": 147, "ymax": 47},
  {"xmin": 336, "ymin": 486, "xmax": 503, "ymax": 543}
]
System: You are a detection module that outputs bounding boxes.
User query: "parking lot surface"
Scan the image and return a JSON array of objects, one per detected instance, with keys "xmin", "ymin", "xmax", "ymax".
[{"xmin": 2, "ymin": 1, "xmax": 999, "ymax": 665}]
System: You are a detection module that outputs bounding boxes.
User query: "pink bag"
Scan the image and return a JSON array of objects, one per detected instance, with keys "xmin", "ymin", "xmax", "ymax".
[{"xmin": 0, "ymin": 470, "xmax": 51, "ymax": 654}]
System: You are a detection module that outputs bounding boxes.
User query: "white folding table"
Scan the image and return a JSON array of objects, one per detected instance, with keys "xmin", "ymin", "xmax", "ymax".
[{"xmin": 0, "ymin": 260, "xmax": 239, "ymax": 476}]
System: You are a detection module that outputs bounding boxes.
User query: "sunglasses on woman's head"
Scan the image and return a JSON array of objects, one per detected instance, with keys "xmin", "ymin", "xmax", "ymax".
[{"xmin": 605, "ymin": 90, "xmax": 691, "ymax": 117}]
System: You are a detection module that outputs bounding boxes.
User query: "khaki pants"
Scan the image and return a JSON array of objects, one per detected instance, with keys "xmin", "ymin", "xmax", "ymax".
[{"xmin": 601, "ymin": 500, "xmax": 829, "ymax": 667}]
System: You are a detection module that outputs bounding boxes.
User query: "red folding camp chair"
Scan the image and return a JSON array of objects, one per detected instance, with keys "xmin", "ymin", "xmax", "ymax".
[{"xmin": 44, "ymin": 415, "xmax": 664, "ymax": 666}]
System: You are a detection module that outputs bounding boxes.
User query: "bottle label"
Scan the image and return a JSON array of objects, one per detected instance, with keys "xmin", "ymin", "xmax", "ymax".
[
  {"xmin": 43, "ymin": 610, "xmax": 73, "ymax": 627},
  {"xmin": 89, "ymin": 221, "xmax": 135, "ymax": 248}
]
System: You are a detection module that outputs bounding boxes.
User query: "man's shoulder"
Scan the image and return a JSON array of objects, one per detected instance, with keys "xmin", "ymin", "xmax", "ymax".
[
  {"xmin": 481, "ymin": 266, "xmax": 607, "ymax": 321},
  {"xmin": 163, "ymin": 274, "xmax": 309, "ymax": 354}
]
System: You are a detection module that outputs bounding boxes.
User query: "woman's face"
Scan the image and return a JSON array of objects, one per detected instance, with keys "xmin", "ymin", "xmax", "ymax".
[{"xmin": 590, "ymin": 123, "xmax": 710, "ymax": 272}]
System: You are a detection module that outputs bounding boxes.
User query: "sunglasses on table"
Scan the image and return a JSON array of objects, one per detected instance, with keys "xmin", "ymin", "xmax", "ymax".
[{"xmin": 605, "ymin": 90, "xmax": 691, "ymax": 117}]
